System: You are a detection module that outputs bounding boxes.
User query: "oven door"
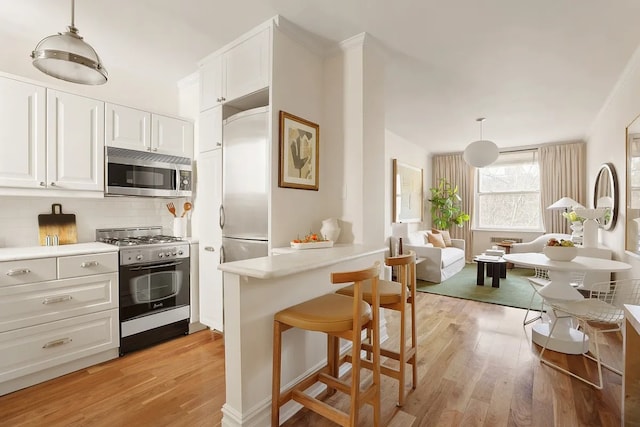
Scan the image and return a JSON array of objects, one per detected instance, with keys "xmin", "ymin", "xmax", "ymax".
[{"xmin": 119, "ymin": 259, "xmax": 190, "ymax": 321}]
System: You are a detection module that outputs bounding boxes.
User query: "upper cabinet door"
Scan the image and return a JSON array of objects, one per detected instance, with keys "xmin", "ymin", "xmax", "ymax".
[
  {"xmin": 0, "ymin": 78, "xmax": 46, "ymax": 189},
  {"xmin": 223, "ymin": 28, "xmax": 270, "ymax": 102},
  {"xmin": 200, "ymin": 54, "xmax": 223, "ymax": 111},
  {"xmin": 199, "ymin": 106, "xmax": 223, "ymax": 153},
  {"xmin": 46, "ymin": 90, "xmax": 105, "ymax": 191},
  {"xmin": 151, "ymin": 114, "xmax": 194, "ymax": 158},
  {"xmin": 105, "ymin": 103, "xmax": 151, "ymax": 151}
]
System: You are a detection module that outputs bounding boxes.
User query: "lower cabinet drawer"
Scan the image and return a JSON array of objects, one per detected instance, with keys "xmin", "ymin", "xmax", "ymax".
[
  {"xmin": 0, "ymin": 258, "xmax": 57, "ymax": 287},
  {"xmin": 0, "ymin": 309, "xmax": 119, "ymax": 384},
  {"xmin": 0, "ymin": 273, "xmax": 118, "ymax": 333},
  {"xmin": 58, "ymin": 252, "xmax": 118, "ymax": 279}
]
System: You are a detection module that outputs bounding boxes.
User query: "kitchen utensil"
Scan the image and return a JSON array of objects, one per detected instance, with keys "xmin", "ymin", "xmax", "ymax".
[
  {"xmin": 38, "ymin": 203, "xmax": 78, "ymax": 245},
  {"xmin": 166, "ymin": 202, "xmax": 177, "ymax": 217},
  {"xmin": 181, "ymin": 202, "xmax": 192, "ymax": 217}
]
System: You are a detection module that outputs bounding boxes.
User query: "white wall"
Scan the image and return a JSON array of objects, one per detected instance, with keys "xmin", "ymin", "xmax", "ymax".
[
  {"xmin": 333, "ymin": 35, "xmax": 365, "ymax": 244},
  {"xmin": 0, "ymin": 196, "xmax": 187, "ymax": 248},
  {"xmin": 384, "ymin": 130, "xmax": 428, "ymax": 239},
  {"xmin": 586, "ymin": 44, "xmax": 640, "ymax": 277},
  {"xmin": 269, "ymin": 24, "xmax": 327, "ymax": 248},
  {"xmin": 362, "ymin": 37, "xmax": 386, "ymax": 247}
]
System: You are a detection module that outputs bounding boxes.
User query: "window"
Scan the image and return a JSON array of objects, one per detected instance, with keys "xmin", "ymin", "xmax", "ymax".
[{"xmin": 475, "ymin": 150, "xmax": 542, "ymax": 230}]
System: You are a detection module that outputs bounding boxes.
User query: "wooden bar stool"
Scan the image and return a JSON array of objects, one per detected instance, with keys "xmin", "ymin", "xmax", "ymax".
[
  {"xmin": 336, "ymin": 251, "xmax": 417, "ymax": 407},
  {"xmin": 271, "ymin": 263, "xmax": 382, "ymax": 427}
]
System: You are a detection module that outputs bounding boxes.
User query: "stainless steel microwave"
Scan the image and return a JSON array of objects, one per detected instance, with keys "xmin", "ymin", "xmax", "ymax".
[{"xmin": 105, "ymin": 147, "xmax": 192, "ymax": 198}]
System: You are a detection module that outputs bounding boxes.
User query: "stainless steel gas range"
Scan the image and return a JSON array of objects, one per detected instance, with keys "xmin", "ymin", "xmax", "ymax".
[{"xmin": 96, "ymin": 226, "xmax": 190, "ymax": 355}]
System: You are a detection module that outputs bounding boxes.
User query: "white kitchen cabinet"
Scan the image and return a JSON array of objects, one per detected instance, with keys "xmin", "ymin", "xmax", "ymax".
[
  {"xmin": 223, "ymin": 27, "xmax": 270, "ymax": 102},
  {"xmin": 46, "ymin": 90, "xmax": 105, "ymax": 191},
  {"xmin": 152, "ymin": 114, "xmax": 194, "ymax": 158},
  {"xmin": 106, "ymin": 103, "xmax": 194, "ymax": 158},
  {"xmin": 199, "ymin": 106, "xmax": 223, "ymax": 153},
  {"xmin": 197, "ymin": 150, "xmax": 223, "ymax": 332},
  {"xmin": 0, "ymin": 82, "xmax": 105, "ymax": 193},
  {"xmin": 105, "ymin": 103, "xmax": 150, "ymax": 152},
  {"xmin": 0, "ymin": 77, "xmax": 46, "ymax": 189},
  {"xmin": 199, "ymin": 54, "xmax": 223, "ymax": 111},
  {"xmin": 0, "ymin": 250, "xmax": 119, "ymax": 396},
  {"xmin": 199, "ymin": 27, "xmax": 270, "ymax": 111}
]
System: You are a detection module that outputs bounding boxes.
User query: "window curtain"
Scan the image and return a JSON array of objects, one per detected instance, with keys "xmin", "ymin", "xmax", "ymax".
[
  {"xmin": 432, "ymin": 153, "xmax": 474, "ymax": 261},
  {"xmin": 539, "ymin": 142, "xmax": 586, "ymax": 234}
]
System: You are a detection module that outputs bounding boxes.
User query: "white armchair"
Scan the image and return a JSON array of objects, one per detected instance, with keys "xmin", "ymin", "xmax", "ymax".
[{"xmin": 404, "ymin": 231, "xmax": 466, "ymax": 283}]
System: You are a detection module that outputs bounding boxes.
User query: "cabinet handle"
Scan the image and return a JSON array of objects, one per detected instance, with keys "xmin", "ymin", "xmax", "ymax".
[
  {"xmin": 50, "ymin": 182, "xmax": 56, "ymax": 186},
  {"xmin": 6, "ymin": 268, "xmax": 30, "ymax": 276},
  {"xmin": 80, "ymin": 261, "xmax": 99, "ymax": 268},
  {"xmin": 153, "ymin": 148, "xmax": 158, "ymax": 152},
  {"xmin": 204, "ymin": 246, "xmax": 215, "ymax": 252},
  {"xmin": 216, "ymin": 142, "xmax": 222, "ymax": 147},
  {"xmin": 42, "ymin": 295, "xmax": 73, "ymax": 305},
  {"xmin": 39, "ymin": 182, "xmax": 46, "ymax": 187},
  {"xmin": 42, "ymin": 337, "xmax": 72, "ymax": 349}
]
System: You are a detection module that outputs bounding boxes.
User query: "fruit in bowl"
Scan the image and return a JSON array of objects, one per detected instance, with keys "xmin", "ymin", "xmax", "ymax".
[{"xmin": 543, "ymin": 238, "xmax": 577, "ymax": 261}]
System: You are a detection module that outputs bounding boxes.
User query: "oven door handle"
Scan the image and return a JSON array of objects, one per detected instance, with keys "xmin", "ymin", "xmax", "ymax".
[{"xmin": 128, "ymin": 261, "xmax": 184, "ymax": 271}]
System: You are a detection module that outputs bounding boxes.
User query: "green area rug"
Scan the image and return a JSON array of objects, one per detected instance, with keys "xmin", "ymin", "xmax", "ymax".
[{"xmin": 416, "ymin": 263, "xmax": 544, "ymax": 311}]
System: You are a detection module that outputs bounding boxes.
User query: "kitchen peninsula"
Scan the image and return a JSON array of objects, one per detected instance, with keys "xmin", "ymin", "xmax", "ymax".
[{"xmin": 218, "ymin": 244, "xmax": 385, "ymax": 427}]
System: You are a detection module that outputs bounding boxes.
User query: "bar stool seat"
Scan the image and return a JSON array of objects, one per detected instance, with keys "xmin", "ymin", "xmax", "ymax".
[
  {"xmin": 275, "ymin": 293, "xmax": 371, "ymax": 333},
  {"xmin": 335, "ymin": 251, "xmax": 417, "ymax": 407},
  {"xmin": 271, "ymin": 263, "xmax": 382, "ymax": 427}
]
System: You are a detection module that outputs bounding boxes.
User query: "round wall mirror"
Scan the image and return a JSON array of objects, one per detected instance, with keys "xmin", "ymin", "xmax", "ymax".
[{"xmin": 593, "ymin": 162, "xmax": 618, "ymax": 230}]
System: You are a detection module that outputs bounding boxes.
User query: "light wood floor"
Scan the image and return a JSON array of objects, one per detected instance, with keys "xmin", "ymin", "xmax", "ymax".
[{"xmin": 0, "ymin": 293, "xmax": 623, "ymax": 427}]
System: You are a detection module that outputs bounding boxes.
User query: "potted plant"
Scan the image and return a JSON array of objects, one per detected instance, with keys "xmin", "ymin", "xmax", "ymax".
[{"xmin": 428, "ymin": 178, "xmax": 470, "ymax": 229}]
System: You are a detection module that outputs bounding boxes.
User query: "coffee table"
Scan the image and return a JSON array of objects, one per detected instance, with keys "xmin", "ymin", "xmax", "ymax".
[{"xmin": 473, "ymin": 256, "xmax": 506, "ymax": 288}]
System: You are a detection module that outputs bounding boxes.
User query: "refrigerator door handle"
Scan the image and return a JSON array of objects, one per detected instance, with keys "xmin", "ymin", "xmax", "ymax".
[
  {"xmin": 220, "ymin": 245, "xmax": 225, "ymax": 263},
  {"xmin": 219, "ymin": 205, "xmax": 225, "ymax": 230}
]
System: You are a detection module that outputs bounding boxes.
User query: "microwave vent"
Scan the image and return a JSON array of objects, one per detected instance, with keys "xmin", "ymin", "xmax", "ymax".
[{"xmin": 107, "ymin": 147, "xmax": 191, "ymax": 165}]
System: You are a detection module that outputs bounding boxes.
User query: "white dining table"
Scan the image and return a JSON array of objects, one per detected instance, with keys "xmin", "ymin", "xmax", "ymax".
[{"xmin": 503, "ymin": 253, "xmax": 632, "ymax": 354}]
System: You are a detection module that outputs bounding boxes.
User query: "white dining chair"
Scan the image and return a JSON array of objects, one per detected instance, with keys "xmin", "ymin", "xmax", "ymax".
[
  {"xmin": 524, "ymin": 269, "xmax": 587, "ymax": 326},
  {"xmin": 538, "ymin": 278, "xmax": 640, "ymax": 389}
]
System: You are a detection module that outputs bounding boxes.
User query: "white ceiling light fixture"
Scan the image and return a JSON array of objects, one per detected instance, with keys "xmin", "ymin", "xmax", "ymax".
[
  {"xmin": 30, "ymin": 0, "xmax": 107, "ymax": 85},
  {"xmin": 463, "ymin": 117, "xmax": 499, "ymax": 168}
]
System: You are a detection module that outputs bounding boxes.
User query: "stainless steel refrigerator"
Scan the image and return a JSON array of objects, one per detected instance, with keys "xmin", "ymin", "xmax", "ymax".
[{"xmin": 220, "ymin": 106, "xmax": 269, "ymax": 262}]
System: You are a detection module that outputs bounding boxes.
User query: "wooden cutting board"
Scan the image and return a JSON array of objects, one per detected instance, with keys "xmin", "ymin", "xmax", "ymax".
[{"xmin": 38, "ymin": 204, "xmax": 78, "ymax": 245}]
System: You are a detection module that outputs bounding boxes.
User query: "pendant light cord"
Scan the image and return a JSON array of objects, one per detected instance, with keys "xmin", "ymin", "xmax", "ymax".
[
  {"xmin": 71, "ymin": 0, "xmax": 75, "ymax": 28},
  {"xmin": 476, "ymin": 117, "xmax": 486, "ymax": 140}
]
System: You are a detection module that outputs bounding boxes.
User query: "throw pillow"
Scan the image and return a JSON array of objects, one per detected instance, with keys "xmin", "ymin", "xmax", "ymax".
[
  {"xmin": 427, "ymin": 231, "xmax": 447, "ymax": 248},
  {"xmin": 432, "ymin": 228, "xmax": 452, "ymax": 246}
]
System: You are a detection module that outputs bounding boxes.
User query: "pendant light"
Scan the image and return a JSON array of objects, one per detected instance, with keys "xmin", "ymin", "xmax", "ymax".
[
  {"xmin": 463, "ymin": 118, "xmax": 499, "ymax": 167},
  {"xmin": 30, "ymin": 0, "xmax": 107, "ymax": 85}
]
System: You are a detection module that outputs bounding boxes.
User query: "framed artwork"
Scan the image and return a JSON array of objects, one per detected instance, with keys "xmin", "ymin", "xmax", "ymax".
[
  {"xmin": 392, "ymin": 159, "xmax": 424, "ymax": 222},
  {"xmin": 279, "ymin": 111, "xmax": 319, "ymax": 190}
]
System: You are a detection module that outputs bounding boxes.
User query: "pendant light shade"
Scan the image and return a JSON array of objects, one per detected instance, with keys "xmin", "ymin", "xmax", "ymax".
[
  {"xmin": 30, "ymin": 0, "xmax": 107, "ymax": 85},
  {"xmin": 463, "ymin": 118, "xmax": 499, "ymax": 168}
]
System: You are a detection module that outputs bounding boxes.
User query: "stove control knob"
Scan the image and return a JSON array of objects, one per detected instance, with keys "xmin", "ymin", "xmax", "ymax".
[
  {"xmin": 177, "ymin": 250, "xmax": 184, "ymax": 256},
  {"xmin": 165, "ymin": 252, "xmax": 172, "ymax": 257},
  {"xmin": 159, "ymin": 253, "xmax": 164, "ymax": 258},
  {"xmin": 172, "ymin": 251, "xmax": 177, "ymax": 256},
  {"xmin": 136, "ymin": 255, "xmax": 143, "ymax": 261}
]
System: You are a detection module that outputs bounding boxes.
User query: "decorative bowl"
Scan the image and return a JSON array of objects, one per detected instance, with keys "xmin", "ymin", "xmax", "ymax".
[{"xmin": 543, "ymin": 245, "xmax": 577, "ymax": 261}]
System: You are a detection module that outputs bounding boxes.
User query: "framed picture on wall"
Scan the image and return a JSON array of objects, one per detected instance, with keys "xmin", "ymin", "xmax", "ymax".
[
  {"xmin": 279, "ymin": 111, "xmax": 320, "ymax": 190},
  {"xmin": 392, "ymin": 158, "xmax": 424, "ymax": 222}
]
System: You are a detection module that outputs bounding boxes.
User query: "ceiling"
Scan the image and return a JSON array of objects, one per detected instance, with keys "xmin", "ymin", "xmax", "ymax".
[{"xmin": 2, "ymin": 0, "xmax": 640, "ymax": 155}]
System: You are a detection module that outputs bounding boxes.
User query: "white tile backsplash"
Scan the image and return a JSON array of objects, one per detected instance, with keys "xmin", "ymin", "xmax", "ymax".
[{"xmin": 0, "ymin": 196, "xmax": 190, "ymax": 248}]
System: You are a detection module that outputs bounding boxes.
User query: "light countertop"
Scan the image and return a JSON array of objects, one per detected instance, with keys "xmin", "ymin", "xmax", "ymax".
[
  {"xmin": 625, "ymin": 304, "xmax": 640, "ymax": 334},
  {"xmin": 218, "ymin": 244, "xmax": 386, "ymax": 279},
  {"xmin": 0, "ymin": 242, "xmax": 117, "ymax": 261}
]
